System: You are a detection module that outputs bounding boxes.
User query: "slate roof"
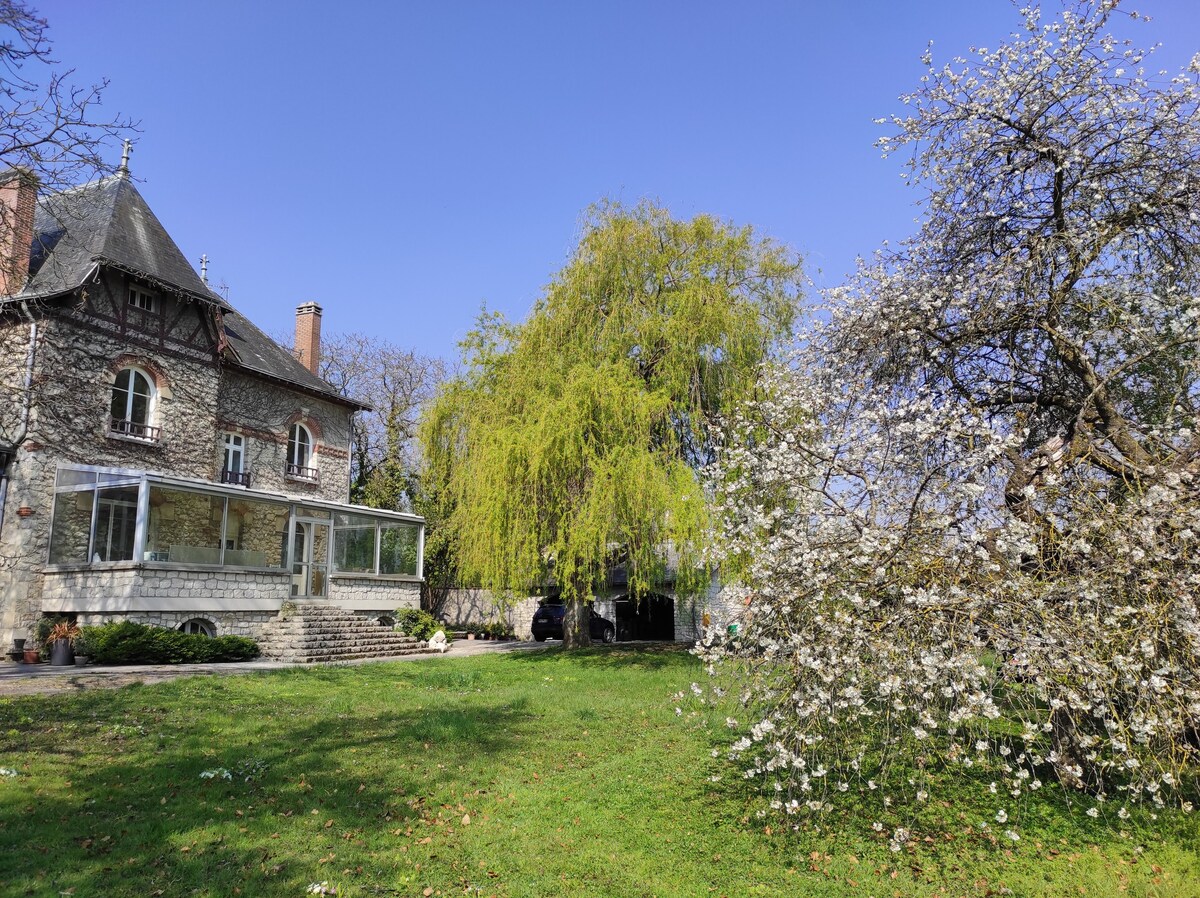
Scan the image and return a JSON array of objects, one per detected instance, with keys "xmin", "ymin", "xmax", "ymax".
[
  {"xmin": 222, "ymin": 304, "xmax": 368, "ymax": 409},
  {"xmin": 3, "ymin": 172, "xmax": 364, "ymax": 409},
  {"xmin": 17, "ymin": 173, "xmax": 225, "ymax": 307}
]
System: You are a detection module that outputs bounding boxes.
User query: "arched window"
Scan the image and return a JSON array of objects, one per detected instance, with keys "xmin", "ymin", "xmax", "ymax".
[
  {"xmin": 110, "ymin": 367, "xmax": 159, "ymax": 441},
  {"xmin": 178, "ymin": 618, "xmax": 215, "ymax": 637},
  {"xmin": 286, "ymin": 423, "xmax": 316, "ymax": 480}
]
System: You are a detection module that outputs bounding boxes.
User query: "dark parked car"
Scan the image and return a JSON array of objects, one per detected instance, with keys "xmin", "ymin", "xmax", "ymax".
[{"xmin": 531, "ymin": 600, "xmax": 615, "ymax": 643}]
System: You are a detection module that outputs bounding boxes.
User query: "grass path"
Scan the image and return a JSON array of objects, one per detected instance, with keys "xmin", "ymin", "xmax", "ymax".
[{"xmin": 1, "ymin": 646, "xmax": 1198, "ymax": 897}]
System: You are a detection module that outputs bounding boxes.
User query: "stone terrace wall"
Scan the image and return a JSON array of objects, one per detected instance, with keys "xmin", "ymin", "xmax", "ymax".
[
  {"xmin": 438, "ymin": 588, "xmax": 543, "ymax": 639},
  {"xmin": 73, "ymin": 609, "xmax": 276, "ymax": 640},
  {"xmin": 40, "ymin": 565, "xmax": 292, "ymax": 610},
  {"xmin": 439, "ymin": 579, "xmax": 741, "ymax": 643},
  {"xmin": 328, "ymin": 576, "xmax": 420, "ymax": 613}
]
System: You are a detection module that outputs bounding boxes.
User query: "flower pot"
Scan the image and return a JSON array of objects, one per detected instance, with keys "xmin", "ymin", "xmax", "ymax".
[
  {"xmin": 22, "ymin": 648, "xmax": 40, "ymax": 664},
  {"xmin": 12, "ymin": 638, "xmax": 25, "ymax": 653},
  {"xmin": 74, "ymin": 655, "xmax": 90, "ymax": 668},
  {"xmin": 49, "ymin": 640, "xmax": 75, "ymax": 666}
]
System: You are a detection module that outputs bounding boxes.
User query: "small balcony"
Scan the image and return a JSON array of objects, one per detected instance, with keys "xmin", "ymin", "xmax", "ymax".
[
  {"xmin": 109, "ymin": 417, "xmax": 161, "ymax": 442},
  {"xmin": 285, "ymin": 463, "xmax": 320, "ymax": 483},
  {"xmin": 220, "ymin": 469, "xmax": 251, "ymax": 487}
]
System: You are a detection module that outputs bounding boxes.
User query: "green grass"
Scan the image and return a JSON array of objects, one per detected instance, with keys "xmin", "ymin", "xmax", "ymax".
[{"xmin": 0, "ymin": 646, "xmax": 1198, "ymax": 897}]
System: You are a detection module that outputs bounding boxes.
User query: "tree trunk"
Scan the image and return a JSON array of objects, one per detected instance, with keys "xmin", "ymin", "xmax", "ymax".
[{"xmin": 561, "ymin": 590, "xmax": 592, "ymax": 648}]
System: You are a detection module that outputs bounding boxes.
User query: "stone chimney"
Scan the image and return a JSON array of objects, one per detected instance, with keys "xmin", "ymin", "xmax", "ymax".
[
  {"xmin": 295, "ymin": 302, "xmax": 323, "ymax": 374},
  {"xmin": 0, "ymin": 168, "xmax": 38, "ymax": 296}
]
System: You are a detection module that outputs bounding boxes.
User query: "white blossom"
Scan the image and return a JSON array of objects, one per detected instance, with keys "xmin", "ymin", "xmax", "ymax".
[{"xmin": 696, "ymin": 0, "xmax": 1200, "ymax": 827}]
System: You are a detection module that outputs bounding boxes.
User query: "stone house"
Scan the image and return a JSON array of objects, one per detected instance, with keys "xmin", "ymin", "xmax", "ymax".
[{"xmin": 0, "ymin": 163, "xmax": 423, "ymax": 650}]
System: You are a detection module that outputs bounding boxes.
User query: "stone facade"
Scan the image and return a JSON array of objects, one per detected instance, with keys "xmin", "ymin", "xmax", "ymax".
[
  {"xmin": 40, "ymin": 565, "xmax": 293, "ymax": 609},
  {"xmin": 73, "ymin": 610, "xmax": 277, "ymax": 639},
  {"xmin": 0, "ymin": 175, "xmax": 424, "ymax": 652},
  {"xmin": 217, "ymin": 369, "xmax": 351, "ymax": 501}
]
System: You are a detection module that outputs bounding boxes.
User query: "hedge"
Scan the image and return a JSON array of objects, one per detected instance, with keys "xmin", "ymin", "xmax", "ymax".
[{"xmin": 79, "ymin": 621, "xmax": 261, "ymax": 665}]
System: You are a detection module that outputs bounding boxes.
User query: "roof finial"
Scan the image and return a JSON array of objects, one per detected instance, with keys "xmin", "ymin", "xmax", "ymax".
[
  {"xmin": 118, "ymin": 139, "xmax": 133, "ymax": 177},
  {"xmin": 200, "ymin": 253, "xmax": 209, "ymax": 285}
]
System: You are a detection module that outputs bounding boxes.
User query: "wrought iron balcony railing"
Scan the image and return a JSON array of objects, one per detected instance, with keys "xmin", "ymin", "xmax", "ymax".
[
  {"xmin": 285, "ymin": 462, "xmax": 319, "ymax": 482},
  {"xmin": 109, "ymin": 417, "xmax": 161, "ymax": 442}
]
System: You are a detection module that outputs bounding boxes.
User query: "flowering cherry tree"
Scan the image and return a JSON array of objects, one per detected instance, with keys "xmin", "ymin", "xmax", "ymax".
[{"xmin": 700, "ymin": 1, "xmax": 1200, "ymax": 828}]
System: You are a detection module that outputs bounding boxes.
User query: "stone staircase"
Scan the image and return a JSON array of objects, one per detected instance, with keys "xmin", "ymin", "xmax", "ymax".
[{"xmin": 257, "ymin": 603, "xmax": 443, "ymax": 663}]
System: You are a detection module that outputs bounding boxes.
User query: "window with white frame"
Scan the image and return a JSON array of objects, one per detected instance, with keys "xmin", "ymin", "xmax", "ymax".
[
  {"xmin": 286, "ymin": 423, "xmax": 317, "ymax": 480},
  {"xmin": 178, "ymin": 618, "xmax": 215, "ymax": 637},
  {"xmin": 109, "ymin": 367, "xmax": 159, "ymax": 441},
  {"xmin": 221, "ymin": 432, "xmax": 249, "ymax": 485},
  {"xmin": 128, "ymin": 286, "xmax": 156, "ymax": 312}
]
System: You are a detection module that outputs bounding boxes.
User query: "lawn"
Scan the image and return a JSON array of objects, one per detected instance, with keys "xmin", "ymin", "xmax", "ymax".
[{"xmin": 1, "ymin": 646, "xmax": 1198, "ymax": 897}]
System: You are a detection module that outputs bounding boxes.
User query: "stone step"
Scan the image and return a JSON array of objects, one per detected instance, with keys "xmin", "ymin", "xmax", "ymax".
[
  {"xmin": 258, "ymin": 624, "xmax": 420, "ymax": 637},
  {"xmin": 267, "ymin": 646, "xmax": 442, "ymax": 662},
  {"xmin": 257, "ymin": 604, "xmax": 446, "ymax": 663}
]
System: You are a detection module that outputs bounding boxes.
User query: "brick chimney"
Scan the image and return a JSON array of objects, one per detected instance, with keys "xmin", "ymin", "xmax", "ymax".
[
  {"xmin": 295, "ymin": 302, "xmax": 323, "ymax": 374},
  {"xmin": 0, "ymin": 168, "xmax": 38, "ymax": 296}
]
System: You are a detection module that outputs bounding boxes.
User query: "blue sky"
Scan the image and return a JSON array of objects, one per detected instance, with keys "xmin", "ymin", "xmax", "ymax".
[{"xmin": 36, "ymin": 1, "xmax": 1200, "ymax": 363}]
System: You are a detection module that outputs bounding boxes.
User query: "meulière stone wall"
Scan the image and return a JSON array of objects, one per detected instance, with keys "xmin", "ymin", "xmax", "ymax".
[
  {"xmin": 216, "ymin": 370, "xmax": 352, "ymax": 501},
  {"xmin": 0, "ymin": 316, "xmax": 32, "ymax": 441},
  {"xmin": 1, "ymin": 293, "xmax": 224, "ymax": 642}
]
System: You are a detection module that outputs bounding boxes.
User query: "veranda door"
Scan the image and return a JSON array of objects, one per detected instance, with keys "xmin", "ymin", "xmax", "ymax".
[{"xmin": 291, "ymin": 519, "xmax": 331, "ymax": 598}]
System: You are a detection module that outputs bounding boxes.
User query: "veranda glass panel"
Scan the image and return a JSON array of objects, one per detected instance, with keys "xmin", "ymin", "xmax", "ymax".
[
  {"xmin": 294, "ymin": 505, "xmax": 331, "ymax": 521},
  {"xmin": 379, "ymin": 522, "xmax": 419, "ymax": 576},
  {"xmin": 225, "ymin": 497, "xmax": 289, "ymax": 568},
  {"xmin": 55, "ymin": 468, "xmax": 97, "ymax": 489},
  {"xmin": 48, "ymin": 487, "xmax": 95, "ymax": 563},
  {"xmin": 334, "ymin": 513, "xmax": 377, "ymax": 573},
  {"xmin": 93, "ymin": 485, "xmax": 139, "ymax": 561},
  {"xmin": 145, "ymin": 486, "xmax": 223, "ymax": 564}
]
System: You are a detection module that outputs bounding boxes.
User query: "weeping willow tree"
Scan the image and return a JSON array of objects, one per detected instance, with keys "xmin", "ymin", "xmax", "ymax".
[{"xmin": 420, "ymin": 202, "xmax": 802, "ymax": 646}]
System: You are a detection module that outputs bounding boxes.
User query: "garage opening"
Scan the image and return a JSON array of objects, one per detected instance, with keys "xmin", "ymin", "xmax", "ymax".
[{"xmin": 613, "ymin": 592, "xmax": 674, "ymax": 641}]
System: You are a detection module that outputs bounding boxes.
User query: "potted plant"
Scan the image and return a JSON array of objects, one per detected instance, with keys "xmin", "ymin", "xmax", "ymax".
[
  {"xmin": 44, "ymin": 621, "xmax": 81, "ymax": 666},
  {"xmin": 73, "ymin": 629, "xmax": 93, "ymax": 667}
]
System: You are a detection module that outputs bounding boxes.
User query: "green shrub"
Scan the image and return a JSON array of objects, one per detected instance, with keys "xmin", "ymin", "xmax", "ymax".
[
  {"xmin": 393, "ymin": 608, "xmax": 440, "ymax": 640},
  {"xmin": 486, "ymin": 621, "xmax": 515, "ymax": 639},
  {"xmin": 73, "ymin": 628, "xmax": 95, "ymax": 658},
  {"xmin": 80, "ymin": 621, "xmax": 260, "ymax": 665}
]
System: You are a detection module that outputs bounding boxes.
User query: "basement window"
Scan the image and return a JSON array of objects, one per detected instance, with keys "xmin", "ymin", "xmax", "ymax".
[{"xmin": 178, "ymin": 618, "xmax": 215, "ymax": 637}]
